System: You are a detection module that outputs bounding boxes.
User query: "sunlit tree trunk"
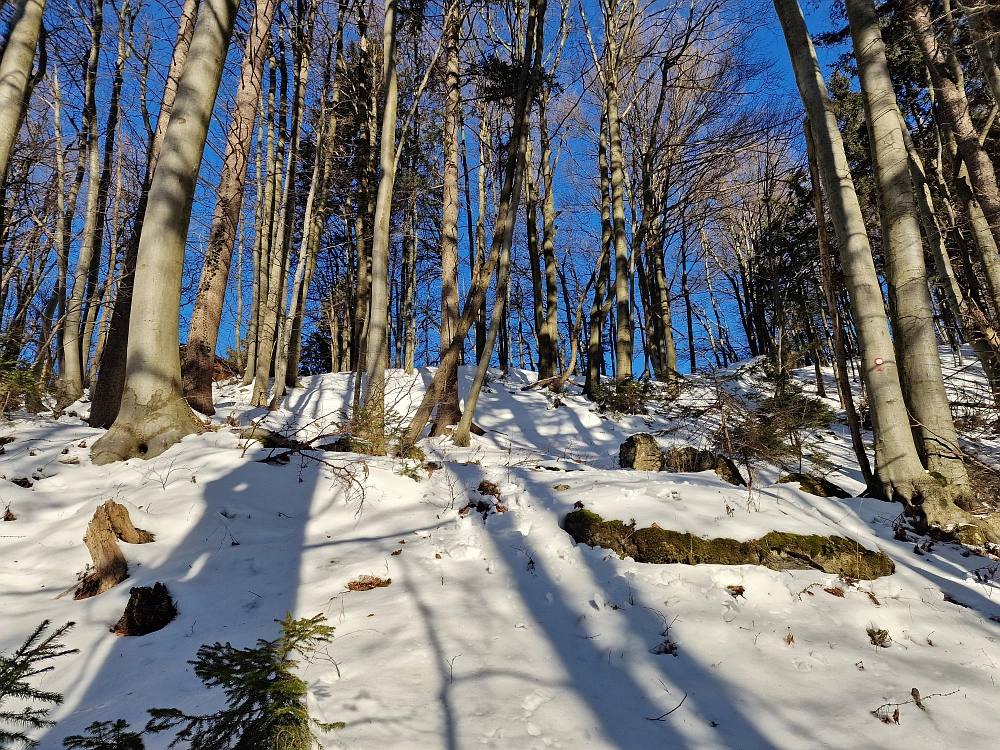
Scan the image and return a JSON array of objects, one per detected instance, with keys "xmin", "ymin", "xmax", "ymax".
[
  {"xmin": 91, "ymin": 0, "xmax": 239, "ymax": 464},
  {"xmin": 773, "ymin": 0, "xmax": 941, "ymax": 511},
  {"xmin": 58, "ymin": 2, "xmax": 103, "ymax": 406},
  {"xmin": 358, "ymin": 0, "xmax": 399, "ymax": 453},
  {"xmin": 183, "ymin": 0, "xmax": 278, "ymax": 415},
  {"xmin": 90, "ymin": 0, "xmax": 200, "ymax": 428},
  {"xmin": 431, "ymin": 0, "xmax": 464, "ymax": 435},
  {"xmin": 0, "ymin": 0, "xmax": 46, "ymax": 191},
  {"xmin": 846, "ymin": 0, "xmax": 971, "ymax": 509}
]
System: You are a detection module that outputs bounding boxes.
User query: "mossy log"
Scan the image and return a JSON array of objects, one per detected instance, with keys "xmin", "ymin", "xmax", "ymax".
[
  {"xmin": 777, "ymin": 472, "xmax": 851, "ymax": 498},
  {"xmin": 563, "ymin": 509, "xmax": 893, "ymax": 579},
  {"xmin": 661, "ymin": 446, "xmax": 746, "ymax": 486}
]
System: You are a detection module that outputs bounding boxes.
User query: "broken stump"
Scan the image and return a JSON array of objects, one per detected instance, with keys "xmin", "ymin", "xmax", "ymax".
[
  {"xmin": 111, "ymin": 583, "xmax": 177, "ymax": 636},
  {"xmin": 104, "ymin": 499, "xmax": 155, "ymax": 543},
  {"xmin": 75, "ymin": 504, "xmax": 128, "ymax": 599},
  {"xmin": 74, "ymin": 500, "xmax": 152, "ymax": 599}
]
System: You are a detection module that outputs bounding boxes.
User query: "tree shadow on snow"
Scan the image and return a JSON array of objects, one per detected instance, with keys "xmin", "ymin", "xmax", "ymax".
[
  {"xmin": 475, "ymin": 470, "xmax": 782, "ymax": 749},
  {"xmin": 41, "ymin": 438, "xmax": 333, "ymax": 747}
]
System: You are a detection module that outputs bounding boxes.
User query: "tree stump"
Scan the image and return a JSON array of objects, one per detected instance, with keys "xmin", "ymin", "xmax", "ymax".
[
  {"xmin": 74, "ymin": 501, "xmax": 152, "ymax": 599},
  {"xmin": 75, "ymin": 504, "xmax": 128, "ymax": 599},
  {"xmin": 104, "ymin": 499, "xmax": 154, "ymax": 543},
  {"xmin": 111, "ymin": 583, "xmax": 177, "ymax": 636}
]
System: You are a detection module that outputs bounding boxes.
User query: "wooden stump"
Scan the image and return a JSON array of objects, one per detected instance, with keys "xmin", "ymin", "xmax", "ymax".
[
  {"xmin": 104, "ymin": 499, "xmax": 154, "ymax": 543},
  {"xmin": 75, "ymin": 504, "xmax": 128, "ymax": 599},
  {"xmin": 74, "ymin": 501, "xmax": 152, "ymax": 600},
  {"xmin": 111, "ymin": 583, "xmax": 177, "ymax": 636}
]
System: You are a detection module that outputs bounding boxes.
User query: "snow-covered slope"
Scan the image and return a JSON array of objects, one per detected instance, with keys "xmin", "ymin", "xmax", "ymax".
[{"xmin": 2, "ymin": 362, "xmax": 999, "ymax": 749}]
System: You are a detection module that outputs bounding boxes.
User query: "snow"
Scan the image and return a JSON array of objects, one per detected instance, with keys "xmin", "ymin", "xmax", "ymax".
[{"xmin": 2, "ymin": 359, "xmax": 999, "ymax": 749}]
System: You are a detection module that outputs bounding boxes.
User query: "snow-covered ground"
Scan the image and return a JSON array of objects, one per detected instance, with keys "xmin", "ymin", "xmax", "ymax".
[{"xmin": 2, "ymin": 358, "xmax": 999, "ymax": 749}]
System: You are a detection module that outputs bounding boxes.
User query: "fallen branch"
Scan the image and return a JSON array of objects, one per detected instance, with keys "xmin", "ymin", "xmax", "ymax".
[{"xmin": 648, "ymin": 692, "xmax": 687, "ymax": 721}]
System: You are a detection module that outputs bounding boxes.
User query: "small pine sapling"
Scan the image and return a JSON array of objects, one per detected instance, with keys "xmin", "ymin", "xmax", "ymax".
[
  {"xmin": 0, "ymin": 620, "xmax": 78, "ymax": 748},
  {"xmin": 62, "ymin": 720, "xmax": 145, "ymax": 749},
  {"xmin": 146, "ymin": 613, "xmax": 343, "ymax": 749}
]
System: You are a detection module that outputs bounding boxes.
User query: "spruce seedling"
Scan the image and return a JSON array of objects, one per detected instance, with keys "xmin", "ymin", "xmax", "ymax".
[
  {"xmin": 62, "ymin": 720, "xmax": 145, "ymax": 749},
  {"xmin": 0, "ymin": 620, "xmax": 78, "ymax": 748},
  {"xmin": 146, "ymin": 613, "xmax": 343, "ymax": 749}
]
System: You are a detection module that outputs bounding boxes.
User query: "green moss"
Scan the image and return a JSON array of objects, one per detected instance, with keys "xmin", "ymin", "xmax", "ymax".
[
  {"xmin": 777, "ymin": 473, "xmax": 851, "ymax": 498},
  {"xmin": 563, "ymin": 510, "xmax": 894, "ymax": 579}
]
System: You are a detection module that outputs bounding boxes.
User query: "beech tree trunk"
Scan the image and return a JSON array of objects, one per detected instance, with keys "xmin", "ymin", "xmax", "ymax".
[
  {"xmin": 0, "ymin": 0, "xmax": 46, "ymax": 191},
  {"xmin": 585, "ymin": 100, "xmax": 614, "ymax": 397},
  {"xmin": 772, "ymin": 0, "xmax": 939, "ymax": 510},
  {"xmin": 58, "ymin": 4, "xmax": 103, "ymax": 406},
  {"xmin": 403, "ymin": 0, "xmax": 540, "ymax": 447},
  {"xmin": 451, "ymin": 0, "xmax": 542, "ymax": 447},
  {"xmin": 183, "ymin": 0, "xmax": 278, "ymax": 415},
  {"xmin": 91, "ymin": 0, "xmax": 239, "ymax": 464},
  {"xmin": 804, "ymin": 117, "xmax": 875, "ymax": 487},
  {"xmin": 846, "ymin": 0, "xmax": 971, "ymax": 507},
  {"xmin": 89, "ymin": 0, "xmax": 200, "ymax": 429},
  {"xmin": 359, "ymin": 0, "xmax": 399, "ymax": 454}
]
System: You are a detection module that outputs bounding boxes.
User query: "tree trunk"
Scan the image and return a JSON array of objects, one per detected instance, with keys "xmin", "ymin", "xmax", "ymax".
[
  {"xmin": 183, "ymin": 0, "xmax": 278, "ymax": 415},
  {"xmin": 903, "ymin": 0, "xmax": 1000, "ymax": 258},
  {"xmin": 773, "ymin": 0, "xmax": 935, "ymax": 509},
  {"xmin": 585, "ymin": 100, "xmax": 614, "ymax": 397},
  {"xmin": 89, "ymin": 0, "xmax": 200, "ymax": 429},
  {"xmin": 91, "ymin": 0, "xmax": 238, "ymax": 464},
  {"xmin": 899, "ymin": 111, "xmax": 1000, "ymax": 404},
  {"xmin": 805, "ymin": 118, "xmax": 875, "ymax": 487},
  {"xmin": 538, "ymin": 80, "xmax": 560, "ymax": 380},
  {"xmin": 0, "ymin": 0, "xmax": 46, "ymax": 191},
  {"xmin": 431, "ymin": 1, "xmax": 464, "ymax": 435},
  {"xmin": 59, "ymin": 2, "xmax": 103, "ymax": 405},
  {"xmin": 403, "ymin": 0, "xmax": 540, "ymax": 447},
  {"xmin": 451, "ymin": 0, "xmax": 542, "ymax": 447},
  {"xmin": 846, "ymin": 0, "xmax": 971, "ymax": 509},
  {"xmin": 606, "ymin": 67, "xmax": 631, "ymax": 379},
  {"xmin": 359, "ymin": 0, "xmax": 400, "ymax": 454}
]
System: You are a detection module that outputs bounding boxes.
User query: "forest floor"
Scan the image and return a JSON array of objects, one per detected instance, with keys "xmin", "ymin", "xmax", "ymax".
[{"xmin": 2, "ymin": 352, "xmax": 1000, "ymax": 749}]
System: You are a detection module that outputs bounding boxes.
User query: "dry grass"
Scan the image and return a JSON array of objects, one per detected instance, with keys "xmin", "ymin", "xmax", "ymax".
[{"xmin": 347, "ymin": 575, "xmax": 392, "ymax": 592}]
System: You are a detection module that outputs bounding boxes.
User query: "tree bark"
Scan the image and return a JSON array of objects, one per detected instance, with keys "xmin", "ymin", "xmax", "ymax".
[
  {"xmin": 431, "ymin": 1, "xmax": 464, "ymax": 435},
  {"xmin": 451, "ymin": 0, "xmax": 542, "ymax": 447},
  {"xmin": 183, "ymin": 0, "xmax": 278, "ymax": 415},
  {"xmin": 846, "ymin": 0, "xmax": 971, "ymax": 508},
  {"xmin": 91, "ymin": 0, "xmax": 238, "ymax": 464},
  {"xmin": 902, "ymin": 0, "xmax": 1000, "ymax": 259},
  {"xmin": 358, "ymin": 0, "xmax": 400, "ymax": 454},
  {"xmin": 804, "ymin": 117, "xmax": 875, "ymax": 487},
  {"xmin": 403, "ymin": 0, "xmax": 540, "ymax": 447},
  {"xmin": 773, "ymin": 0, "xmax": 936, "ymax": 508},
  {"xmin": 0, "ymin": 0, "xmax": 45, "ymax": 192},
  {"xmin": 89, "ymin": 0, "xmax": 200, "ymax": 429},
  {"xmin": 58, "ymin": 2, "xmax": 103, "ymax": 405}
]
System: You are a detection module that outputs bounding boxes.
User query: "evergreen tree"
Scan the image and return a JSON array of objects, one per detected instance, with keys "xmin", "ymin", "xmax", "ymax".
[
  {"xmin": 62, "ymin": 720, "xmax": 145, "ymax": 750},
  {"xmin": 146, "ymin": 613, "xmax": 340, "ymax": 750},
  {"xmin": 0, "ymin": 620, "xmax": 77, "ymax": 749}
]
